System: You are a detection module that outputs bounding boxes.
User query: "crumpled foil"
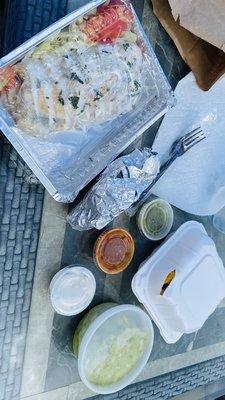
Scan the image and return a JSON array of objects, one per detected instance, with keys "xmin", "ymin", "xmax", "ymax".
[{"xmin": 67, "ymin": 148, "xmax": 160, "ymax": 231}]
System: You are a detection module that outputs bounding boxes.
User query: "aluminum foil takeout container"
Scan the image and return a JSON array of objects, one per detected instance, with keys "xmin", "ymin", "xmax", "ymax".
[{"xmin": 0, "ymin": 0, "xmax": 175, "ymax": 202}]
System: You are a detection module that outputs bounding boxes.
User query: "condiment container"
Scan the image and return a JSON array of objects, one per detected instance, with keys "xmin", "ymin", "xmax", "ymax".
[
  {"xmin": 93, "ymin": 228, "xmax": 135, "ymax": 274},
  {"xmin": 50, "ymin": 266, "xmax": 96, "ymax": 316},
  {"xmin": 74, "ymin": 303, "xmax": 154, "ymax": 394},
  {"xmin": 132, "ymin": 221, "xmax": 225, "ymax": 343},
  {"xmin": 137, "ymin": 198, "xmax": 174, "ymax": 240}
]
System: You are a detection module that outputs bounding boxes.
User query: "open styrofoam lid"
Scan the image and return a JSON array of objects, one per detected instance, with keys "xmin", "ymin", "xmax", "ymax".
[{"xmin": 132, "ymin": 221, "xmax": 225, "ymax": 343}]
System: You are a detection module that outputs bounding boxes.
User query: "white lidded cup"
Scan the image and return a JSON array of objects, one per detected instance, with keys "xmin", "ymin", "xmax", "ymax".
[
  {"xmin": 50, "ymin": 266, "xmax": 96, "ymax": 316},
  {"xmin": 137, "ymin": 198, "xmax": 174, "ymax": 241}
]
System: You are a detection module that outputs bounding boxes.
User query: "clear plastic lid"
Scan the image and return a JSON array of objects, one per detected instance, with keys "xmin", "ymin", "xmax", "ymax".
[
  {"xmin": 93, "ymin": 228, "xmax": 135, "ymax": 274},
  {"xmin": 78, "ymin": 305, "xmax": 154, "ymax": 394},
  {"xmin": 137, "ymin": 198, "xmax": 174, "ymax": 240},
  {"xmin": 0, "ymin": 0, "xmax": 174, "ymax": 202},
  {"xmin": 50, "ymin": 266, "xmax": 96, "ymax": 316}
]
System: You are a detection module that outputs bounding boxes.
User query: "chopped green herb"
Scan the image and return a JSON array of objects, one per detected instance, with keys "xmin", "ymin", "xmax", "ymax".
[
  {"xmin": 134, "ymin": 80, "xmax": 141, "ymax": 91},
  {"xmin": 45, "ymin": 96, "xmax": 49, "ymax": 99},
  {"xmin": 102, "ymin": 50, "xmax": 109, "ymax": 54},
  {"xmin": 70, "ymin": 72, "xmax": 84, "ymax": 84},
  {"xmin": 58, "ymin": 90, "xmax": 65, "ymax": 106},
  {"xmin": 53, "ymin": 118, "xmax": 56, "ymax": 123},
  {"xmin": 123, "ymin": 43, "xmax": 130, "ymax": 51},
  {"xmin": 55, "ymin": 81, "xmax": 58, "ymax": 85},
  {"xmin": 94, "ymin": 90, "xmax": 103, "ymax": 101},
  {"xmin": 68, "ymin": 95, "xmax": 79, "ymax": 109},
  {"xmin": 127, "ymin": 61, "xmax": 133, "ymax": 68},
  {"xmin": 63, "ymin": 54, "xmax": 69, "ymax": 59}
]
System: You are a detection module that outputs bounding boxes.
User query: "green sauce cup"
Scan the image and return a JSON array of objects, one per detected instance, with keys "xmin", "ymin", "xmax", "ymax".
[{"xmin": 137, "ymin": 198, "xmax": 174, "ymax": 241}]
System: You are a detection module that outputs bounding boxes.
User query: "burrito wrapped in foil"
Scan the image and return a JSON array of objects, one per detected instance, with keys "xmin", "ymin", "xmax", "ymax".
[{"xmin": 67, "ymin": 148, "xmax": 160, "ymax": 230}]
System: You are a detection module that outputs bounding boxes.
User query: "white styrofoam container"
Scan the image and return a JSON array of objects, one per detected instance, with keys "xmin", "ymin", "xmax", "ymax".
[{"xmin": 132, "ymin": 221, "xmax": 225, "ymax": 344}]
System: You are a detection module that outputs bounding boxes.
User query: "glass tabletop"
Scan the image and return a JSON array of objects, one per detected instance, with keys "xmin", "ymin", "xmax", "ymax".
[{"xmin": 25, "ymin": 1, "xmax": 225, "ymax": 400}]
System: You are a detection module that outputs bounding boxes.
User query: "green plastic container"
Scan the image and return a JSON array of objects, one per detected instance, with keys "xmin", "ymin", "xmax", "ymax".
[
  {"xmin": 137, "ymin": 198, "xmax": 174, "ymax": 241},
  {"xmin": 74, "ymin": 303, "xmax": 154, "ymax": 394},
  {"xmin": 73, "ymin": 303, "xmax": 116, "ymax": 357}
]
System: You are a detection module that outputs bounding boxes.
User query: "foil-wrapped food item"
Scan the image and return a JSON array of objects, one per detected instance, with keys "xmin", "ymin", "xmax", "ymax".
[{"xmin": 67, "ymin": 148, "xmax": 160, "ymax": 230}]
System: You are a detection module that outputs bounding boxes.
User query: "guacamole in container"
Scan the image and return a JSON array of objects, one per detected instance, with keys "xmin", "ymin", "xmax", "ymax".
[{"xmin": 74, "ymin": 303, "xmax": 154, "ymax": 394}]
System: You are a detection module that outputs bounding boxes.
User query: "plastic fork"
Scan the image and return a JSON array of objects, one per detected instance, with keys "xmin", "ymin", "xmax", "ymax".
[{"xmin": 127, "ymin": 127, "xmax": 206, "ymax": 216}]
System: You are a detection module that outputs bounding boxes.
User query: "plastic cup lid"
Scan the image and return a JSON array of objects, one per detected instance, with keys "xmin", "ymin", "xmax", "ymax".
[
  {"xmin": 94, "ymin": 228, "xmax": 135, "ymax": 274},
  {"xmin": 50, "ymin": 266, "xmax": 96, "ymax": 316},
  {"xmin": 137, "ymin": 198, "xmax": 174, "ymax": 240}
]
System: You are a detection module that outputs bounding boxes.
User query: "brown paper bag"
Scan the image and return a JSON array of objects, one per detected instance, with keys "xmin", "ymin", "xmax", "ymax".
[
  {"xmin": 152, "ymin": 0, "xmax": 225, "ymax": 90},
  {"xmin": 169, "ymin": 0, "xmax": 225, "ymax": 51}
]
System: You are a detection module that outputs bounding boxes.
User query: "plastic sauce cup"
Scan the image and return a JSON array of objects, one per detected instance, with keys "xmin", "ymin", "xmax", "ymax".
[
  {"xmin": 49, "ymin": 266, "xmax": 96, "ymax": 316},
  {"xmin": 93, "ymin": 228, "xmax": 135, "ymax": 274},
  {"xmin": 137, "ymin": 198, "xmax": 174, "ymax": 241}
]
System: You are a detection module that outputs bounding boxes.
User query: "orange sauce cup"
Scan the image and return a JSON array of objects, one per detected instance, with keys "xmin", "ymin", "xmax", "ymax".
[{"xmin": 94, "ymin": 228, "xmax": 135, "ymax": 274}]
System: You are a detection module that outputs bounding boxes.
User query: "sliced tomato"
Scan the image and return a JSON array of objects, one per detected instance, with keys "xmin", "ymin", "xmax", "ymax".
[
  {"xmin": 0, "ymin": 66, "xmax": 18, "ymax": 94},
  {"xmin": 98, "ymin": 20, "xmax": 129, "ymax": 44},
  {"xmin": 83, "ymin": 1, "xmax": 134, "ymax": 44}
]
